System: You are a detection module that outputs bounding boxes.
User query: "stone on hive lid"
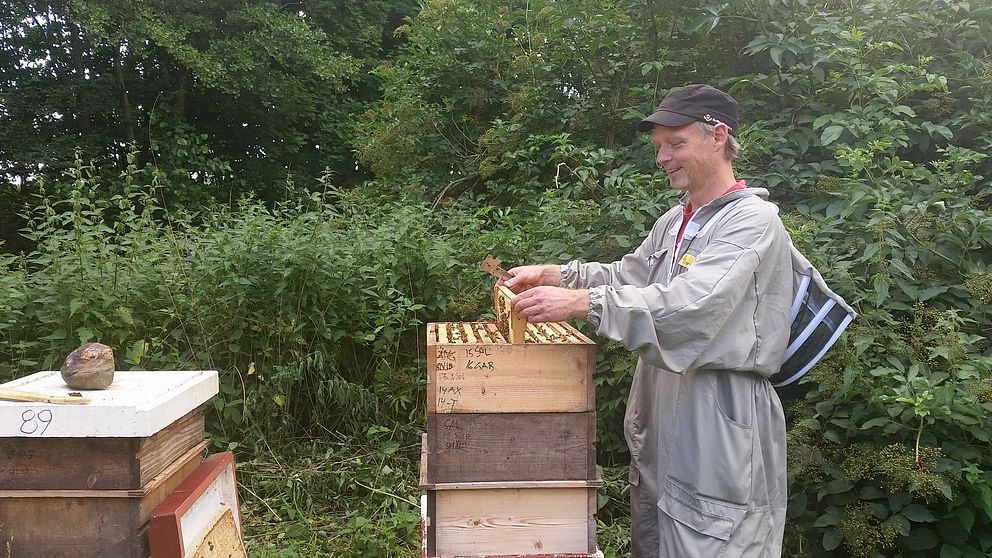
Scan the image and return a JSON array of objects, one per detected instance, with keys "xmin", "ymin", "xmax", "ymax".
[{"xmin": 61, "ymin": 342, "xmax": 115, "ymax": 389}]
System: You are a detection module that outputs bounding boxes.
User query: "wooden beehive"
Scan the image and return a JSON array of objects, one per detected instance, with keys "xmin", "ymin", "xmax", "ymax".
[
  {"xmin": 0, "ymin": 370, "xmax": 219, "ymax": 558},
  {"xmin": 423, "ymin": 294, "xmax": 600, "ymax": 557},
  {"xmin": 426, "ymin": 321, "xmax": 596, "ymax": 414}
]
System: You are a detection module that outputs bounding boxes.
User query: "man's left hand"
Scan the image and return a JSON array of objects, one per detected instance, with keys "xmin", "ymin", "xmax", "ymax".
[{"xmin": 511, "ymin": 287, "xmax": 590, "ymax": 323}]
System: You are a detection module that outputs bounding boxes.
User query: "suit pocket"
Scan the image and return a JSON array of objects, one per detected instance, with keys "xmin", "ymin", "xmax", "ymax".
[
  {"xmin": 657, "ymin": 477, "xmax": 747, "ymax": 557},
  {"xmin": 646, "ymin": 248, "xmax": 669, "ymax": 283},
  {"xmin": 669, "ymin": 374, "xmax": 754, "ymax": 504}
]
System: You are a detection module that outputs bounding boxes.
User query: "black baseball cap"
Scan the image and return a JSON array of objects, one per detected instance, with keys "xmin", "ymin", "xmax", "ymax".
[{"xmin": 637, "ymin": 84, "xmax": 739, "ymax": 136}]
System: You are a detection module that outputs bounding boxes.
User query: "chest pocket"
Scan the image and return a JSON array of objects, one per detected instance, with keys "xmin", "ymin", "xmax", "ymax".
[{"xmin": 646, "ymin": 248, "xmax": 669, "ymax": 284}]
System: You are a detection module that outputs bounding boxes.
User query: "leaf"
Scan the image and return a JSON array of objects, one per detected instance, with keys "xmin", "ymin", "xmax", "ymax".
[
  {"xmin": 821, "ymin": 125, "xmax": 845, "ymax": 146},
  {"xmin": 770, "ymin": 46, "xmax": 783, "ymax": 67},
  {"xmin": 859, "ymin": 485, "xmax": 884, "ymax": 499},
  {"xmin": 860, "ymin": 416, "xmax": 891, "ymax": 430},
  {"xmin": 918, "ymin": 285, "xmax": 949, "ymax": 301},
  {"xmin": 819, "ymin": 478, "xmax": 853, "ymax": 498},
  {"xmin": 823, "ymin": 528, "xmax": 842, "ymax": 550},
  {"xmin": 796, "ymin": 418, "xmax": 821, "ymax": 431},
  {"xmin": 889, "ymin": 491, "xmax": 913, "ymax": 511},
  {"xmin": 891, "ymin": 512, "xmax": 911, "ymax": 534},
  {"xmin": 787, "ymin": 491, "xmax": 808, "ymax": 518},
  {"xmin": 955, "ymin": 506, "xmax": 975, "ymax": 532},
  {"xmin": 904, "ymin": 527, "xmax": 939, "ymax": 550},
  {"xmin": 941, "ymin": 544, "xmax": 963, "ymax": 558},
  {"xmin": 813, "ymin": 512, "xmax": 839, "ymax": 527},
  {"xmin": 124, "ymin": 339, "xmax": 147, "ymax": 366},
  {"xmin": 868, "ymin": 502, "xmax": 889, "ymax": 518},
  {"xmin": 971, "ymin": 478, "xmax": 992, "ymax": 519},
  {"xmin": 687, "ymin": 14, "xmax": 719, "ymax": 35},
  {"xmin": 902, "ymin": 503, "xmax": 938, "ymax": 522},
  {"xmin": 76, "ymin": 327, "xmax": 94, "ymax": 344}
]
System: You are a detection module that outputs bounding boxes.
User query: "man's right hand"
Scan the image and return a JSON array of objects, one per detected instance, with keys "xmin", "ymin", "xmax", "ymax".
[{"xmin": 502, "ymin": 264, "xmax": 562, "ymax": 293}]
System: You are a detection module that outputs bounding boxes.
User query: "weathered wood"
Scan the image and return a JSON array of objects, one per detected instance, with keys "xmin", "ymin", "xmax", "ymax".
[
  {"xmin": 479, "ymin": 255, "xmax": 513, "ymax": 281},
  {"xmin": 0, "ymin": 440, "xmax": 206, "ymax": 558},
  {"xmin": 0, "ymin": 407, "xmax": 205, "ymax": 490},
  {"xmin": 427, "ymin": 323, "xmax": 596, "ymax": 414},
  {"xmin": 0, "ymin": 389, "xmax": 90, "ymax": 404},
  {"xmin": 426, "ymin": 486, "xmax": 598, "ymax": 556},
  {"xmin": 424, "ymin": 412, "xmax": 596, "ymax": 484},
  {"xmin": 494, "ymin": 285, "xmax": 527, "ymax": 344},
  {"xmin": 422, "ymin": 479, "xmax": 603, "ymax": 491}
]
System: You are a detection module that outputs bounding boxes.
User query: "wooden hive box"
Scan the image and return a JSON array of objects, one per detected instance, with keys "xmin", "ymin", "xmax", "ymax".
[
  {"xmin": 423, "ymin": 410, "xmax": 596, "ymax": 484},
  {"xmin": 0, "ymin": 407, "xmax": 206, "ymax": 491},
  {"xmin": 0, "ymin": 370, "xmax": 219, "ymax": 557},
  {"xmin": 0, "ymin": 440, "xmax": 207, "ymax": 558},
  {"xmin": 420, "ymin": 480, "xmax": 602, "ymax": 558},
  {"xmin": 426, "ymin": 321, "xmax": 596, "ymax": 414}
]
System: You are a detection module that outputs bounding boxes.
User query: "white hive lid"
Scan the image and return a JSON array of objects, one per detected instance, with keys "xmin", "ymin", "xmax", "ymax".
[{"xmin": 0, "ymin": 370, "xmax": 219, "ymax": 437}]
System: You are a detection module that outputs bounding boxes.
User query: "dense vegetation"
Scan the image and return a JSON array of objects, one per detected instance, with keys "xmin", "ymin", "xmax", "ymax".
[{"xmin": 2, "ymin": 1, "xmax": 991, "ymax": 556}]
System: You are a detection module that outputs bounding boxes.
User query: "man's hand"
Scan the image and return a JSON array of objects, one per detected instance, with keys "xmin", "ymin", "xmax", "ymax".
[
  {"xmin": 511, "ymin": 286, "xmax": 590, "ymax": 323},
  {"xmin": 502, "ymin": 264, "xmax": 562, "ymax": 293}
]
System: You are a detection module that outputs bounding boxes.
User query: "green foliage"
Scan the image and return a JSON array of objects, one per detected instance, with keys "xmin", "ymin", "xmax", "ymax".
[
  {"xmin": 678, "ymin": 4, "xmax": 992, "ymax": 554},
  {"xmin": 356, "ymin": 0, "xmax": 708, "ymax": 205},
  {"xmin": 0, "ymin": 0, "xmax": 418, "ymax": 242}
]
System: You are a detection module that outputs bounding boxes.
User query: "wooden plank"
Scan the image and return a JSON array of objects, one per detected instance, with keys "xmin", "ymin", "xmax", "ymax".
[
  {"xmin": 136, "ymin": 408, "xmax": 207, "ymax": 488},
  {"xmin": 0, "ymin": 389, "xmax": 90, "ymax": 404},
  {"xmin": 421, "ymin": 492, "xmax": 604, "ymax": 558},
  {"xmin": 0, "ymin": 440, "xmax": 205, "ymax": 558},
  {"xmin": 432, "ymin": 322, "xmax": 593, "ymax": 346},
  {"xmin": 587, "ymin": 486, "xmax": 597, "ymax": 554},
  {"xmin": 427, "ymin": 332, "xmax": 595, "ymax": 414},
  {"xmin": 494, "ymin": 285, "xmax": 527, "ymax": 344},
  {"xmin": 429, "ymin": 487, "xmax": 597, "ymax": 556},
  {"xmin": 0, "ymin": 408, "xmax": 204, "ymax": 490},
  {"xmin": 424, "ymin": 412, "xmax": 596, "ymax": 484},
  {"xmin": 426, "ymin": 491, "xmax": 437, "ymax": 558},
  {"xmin": 424, "ymin": 479, "xmax": 603, "ymax": 491}
]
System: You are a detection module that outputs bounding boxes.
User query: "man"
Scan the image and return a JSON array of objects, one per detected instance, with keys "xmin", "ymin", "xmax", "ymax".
[{"xmin": 505, "ymin": 84, "xmax": 792, "ymax": 558}]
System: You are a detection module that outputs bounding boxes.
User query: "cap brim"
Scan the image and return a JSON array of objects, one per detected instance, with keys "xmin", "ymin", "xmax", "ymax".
[{"xmin": 636, "ymin": 110, "xmax": 698, "ymax": 132}]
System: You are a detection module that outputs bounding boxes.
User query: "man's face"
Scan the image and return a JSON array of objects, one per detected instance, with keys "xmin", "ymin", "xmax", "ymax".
[{"xmin": 651, "ymin": 123, "xmax": 718, "ymax": 193}]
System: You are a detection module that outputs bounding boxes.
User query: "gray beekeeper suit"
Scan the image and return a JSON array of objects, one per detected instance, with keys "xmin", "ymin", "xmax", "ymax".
[{"xmin": 561, "ymin": 186, "xmax": 791, "ymax": 558}]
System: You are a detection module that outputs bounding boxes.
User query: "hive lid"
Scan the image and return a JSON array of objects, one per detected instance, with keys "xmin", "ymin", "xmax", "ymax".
[{"xmin": 0, "ymin": 370, "xmax": 218, "ymax": 437}]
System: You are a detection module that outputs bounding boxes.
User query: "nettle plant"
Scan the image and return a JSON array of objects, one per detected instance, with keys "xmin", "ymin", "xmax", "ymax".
[{"xmin": 783, "ymin": 142, "xmax": 992, "ymax": 557}]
